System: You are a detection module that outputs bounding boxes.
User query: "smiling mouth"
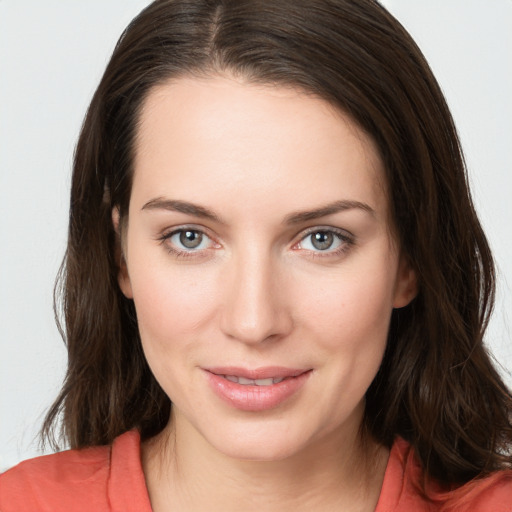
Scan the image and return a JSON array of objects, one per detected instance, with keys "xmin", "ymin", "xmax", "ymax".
[
  {"xmin": 207, "ymin": 366, "xmax": 309, "ymax": 386},
  {"xmin": 205, "ymin": 368, "xmax": 312, "ymax": 411},
  {"xmin": 222, "ymin": 375, "xmax": 286, "ymax": 386}
]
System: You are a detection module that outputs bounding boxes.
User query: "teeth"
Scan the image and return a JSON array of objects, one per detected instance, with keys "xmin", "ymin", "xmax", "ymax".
[
  {"xmin": 238, "ymin": 376, "xmax": 256, "ymax": 385},
  {"xmin": 255, "ymin": 378, "xmax": 274, "ymax": 386},
  {"xmin": 224, "ymin": 375, "xmax": 286, "ymax": 386}
]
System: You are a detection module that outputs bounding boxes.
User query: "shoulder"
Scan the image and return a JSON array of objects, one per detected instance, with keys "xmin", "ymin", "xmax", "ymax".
[
  {"xmin": 0, "ymin": 430, "xmax": 151, "ymax": 512},
  {"xmin": 435, "ymin": 469, "xmax": 512, "ymax": 512},
  {"xmin": 0, "ymin": 442, "xmax": 111, "ymax": 511},
  {"xmin": 377, "ymin": 437, "xmax": 512, "ymax": 512}
]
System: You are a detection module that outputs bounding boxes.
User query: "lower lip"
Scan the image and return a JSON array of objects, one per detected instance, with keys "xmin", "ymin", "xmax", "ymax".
[{"xmin": 205, "ymin": 370, "xmax": 311, "ymax": 412}]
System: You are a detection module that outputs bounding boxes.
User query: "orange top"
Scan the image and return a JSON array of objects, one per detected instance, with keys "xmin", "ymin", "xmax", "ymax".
[{"xmin": 1, "ymin": 431, "xmax": 511, "ymax": 511}]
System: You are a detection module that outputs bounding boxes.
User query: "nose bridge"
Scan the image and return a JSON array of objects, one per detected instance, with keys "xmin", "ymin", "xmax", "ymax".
[{"xmin": 220, "ymin": 244, "xmax": 291, "ymax": 344}]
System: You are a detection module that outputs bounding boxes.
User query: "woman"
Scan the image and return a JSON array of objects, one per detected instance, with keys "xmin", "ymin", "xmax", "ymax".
[{"xmin": 1, "ymin": 0, "xmax": 511, "ymax": 510}]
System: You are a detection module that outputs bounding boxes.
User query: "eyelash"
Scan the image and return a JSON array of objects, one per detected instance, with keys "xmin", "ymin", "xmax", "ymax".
[
  {"xmin": 293, "ymin": 227, "xmax": 354, "ymax": 258},
  {"xmin": 157, "ymin": 226, "xmax": 219, "ymax": 259},
  {"xmin": 157, "ymin": 226, "xmax": 355, "ymax": 260}
]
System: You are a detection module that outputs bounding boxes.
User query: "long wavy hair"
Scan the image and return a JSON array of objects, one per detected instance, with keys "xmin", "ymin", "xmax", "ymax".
[{"xmin": 43, "ymin": 0, "xmax": 512, "ymax": 486}]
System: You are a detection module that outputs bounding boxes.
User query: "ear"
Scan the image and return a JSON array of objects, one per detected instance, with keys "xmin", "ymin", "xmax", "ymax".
[
  {"xmin": 392, "ymin": 255, "xmax": 418, "ymax": 309},
  {"xmin": 112, "ymin": 207, "xmax": 133, "ymax": 299}
]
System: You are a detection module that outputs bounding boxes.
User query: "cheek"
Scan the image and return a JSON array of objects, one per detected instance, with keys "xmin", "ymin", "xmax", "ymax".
[
  {"xmin": 127, "ymin": 262, "xmax": 221, "ymax": 403},
  {"xmin": 296, "ymin": 254, "xmax": 397, "ymax": 353},
  {"xmin": 128, "ymin": 258, "xmax": 219, "ymax": 349},
  {"xmin": 294, "ymin": 259, "xmax": 396, "ymax": 418}
]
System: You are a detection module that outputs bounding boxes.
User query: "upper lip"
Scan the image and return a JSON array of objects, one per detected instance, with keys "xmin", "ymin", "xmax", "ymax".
[{"xmin": 205, "ymin": 366, "xmax": 310, "ymax": 380}]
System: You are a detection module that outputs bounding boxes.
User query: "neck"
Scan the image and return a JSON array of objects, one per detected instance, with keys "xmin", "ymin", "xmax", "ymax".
[{"xmin": 142, "ymin": 411, "xmax": 389, "ymax": 512}]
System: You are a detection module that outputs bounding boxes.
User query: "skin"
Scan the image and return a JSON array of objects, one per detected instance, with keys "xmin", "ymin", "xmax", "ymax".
[{"xmin": 116, "ymin": 75, "xmax": 417, "ymax": 511}]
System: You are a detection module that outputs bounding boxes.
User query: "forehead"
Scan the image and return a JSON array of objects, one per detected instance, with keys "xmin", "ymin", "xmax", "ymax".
[{"xmin": 132, "ymin": 75, "xmax": 388, "ymax": 218}]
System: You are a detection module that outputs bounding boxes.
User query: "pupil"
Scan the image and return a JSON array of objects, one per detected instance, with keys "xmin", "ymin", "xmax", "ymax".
[
  {"xmin": 180, "ymin": 230, "xmax": 202, "ymax": 249},
  {"xmin": 312, "ymin": 231, "xmax": 333, "ymax": 250}
]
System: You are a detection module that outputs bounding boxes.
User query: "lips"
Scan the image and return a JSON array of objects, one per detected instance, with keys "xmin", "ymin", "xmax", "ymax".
[
  {"xmin": 223, "ymin": 375, "xmax": 285, "ymax": 385},
  {"xmin": 204, "ymin": 367, "xmax": 311, "ymax": 411}
]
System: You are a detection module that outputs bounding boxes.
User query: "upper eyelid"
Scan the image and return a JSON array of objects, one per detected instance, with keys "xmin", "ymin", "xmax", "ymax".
[
  {"xmin": 293, "ymin": 226, "xmax": 355, "ymax": 252},
  {"xmin": 160, "ymin": 224, "xmax": 214, "ymax": 239},
  {"xmin": 296, "ymin": 225, "xmax": 354, "ymax": 241},
  {"xmin": 157, "ymin": 225, "xmax": 219, "ymax": 248},
  {"xmin": 159, "ymin": 227, "xmax": 219, "ymax": 256}
]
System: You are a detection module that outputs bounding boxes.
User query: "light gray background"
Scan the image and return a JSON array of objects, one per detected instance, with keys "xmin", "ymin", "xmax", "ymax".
[{"xmin": 1, "ymin": 0, "xmax": 511, "ymax": 471}]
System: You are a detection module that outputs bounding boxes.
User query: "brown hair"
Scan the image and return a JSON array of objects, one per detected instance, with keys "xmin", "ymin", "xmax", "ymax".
[{"xmin": 43, "ymin": 0, "xmax": 512, "ymax": 486}]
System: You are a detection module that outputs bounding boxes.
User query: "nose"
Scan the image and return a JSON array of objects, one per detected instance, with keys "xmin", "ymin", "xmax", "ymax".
[{"xmin": 219, "ymin": 249, "xmax": 293, "ymax": 345}]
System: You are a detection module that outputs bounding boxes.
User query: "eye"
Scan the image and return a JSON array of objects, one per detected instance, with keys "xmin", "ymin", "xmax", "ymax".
[
  {"xmin": 297, "ymin": 229, "xmax": 352, "ymax": 254},
  {"xmin": 172, "ymin": 229, "xmax": 207, "ymax": 250},
  {"xmin": 161, "ymin": 228, "xmax": 219, "ymax": 254}
]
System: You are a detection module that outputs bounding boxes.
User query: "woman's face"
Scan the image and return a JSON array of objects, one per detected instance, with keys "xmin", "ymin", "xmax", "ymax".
[{"xmin": 118, "ymin": 76, "xmax": 416, "ymax": 461}]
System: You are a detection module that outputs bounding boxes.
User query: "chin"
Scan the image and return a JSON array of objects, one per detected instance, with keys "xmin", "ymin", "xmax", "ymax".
[
  {"xmin": 200, "ymin": 417, "xmax": 319, "ymax": 462},
  {"xmin": 215, "ymin": 436, "xmax": 305, "ymax": 462}
]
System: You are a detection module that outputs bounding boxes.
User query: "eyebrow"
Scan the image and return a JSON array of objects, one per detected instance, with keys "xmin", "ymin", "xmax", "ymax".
[
  {"xmin": 141, "ymin": 197, "xmax": 375, "ymax": 225},
  {"xmin": 284, "ymin": 200, "xmax": 375, "ymax": 224},
  {"xmin": 141, "ymin": 198, "xmax": 224, "ymax": 223}
]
